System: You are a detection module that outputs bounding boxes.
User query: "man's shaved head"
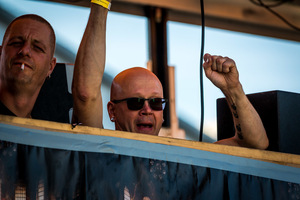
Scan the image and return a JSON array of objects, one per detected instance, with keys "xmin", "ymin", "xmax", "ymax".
[
  {"xmin": 108, "ymin": 67, "xmax": 165, "ymax": 136},
  {"xmin": 2, "ymin": 14, "xmax": 56, "ymax": 57},
  {"xmin": 110, "ymin": 67, "xmax": 163, "ymax": 100}
]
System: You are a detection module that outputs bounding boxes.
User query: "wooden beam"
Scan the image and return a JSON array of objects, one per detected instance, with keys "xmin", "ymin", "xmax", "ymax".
[
  {"xmin": 45, "ymin": 0, "xmax": 300, "ymax": 42},
  {"xmin": 1, "ymin": 114, "xmax": 300, "ymax": 168}
]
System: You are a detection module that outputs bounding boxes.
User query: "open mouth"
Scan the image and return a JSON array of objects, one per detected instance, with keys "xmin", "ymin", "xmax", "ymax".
[
  {"xmin": 136, "ymin": 123, "xmax": 154, "ymax": 134},
  {"xmin": 137, "ymin": 123, "xmax": 153, "ymax": 129}
]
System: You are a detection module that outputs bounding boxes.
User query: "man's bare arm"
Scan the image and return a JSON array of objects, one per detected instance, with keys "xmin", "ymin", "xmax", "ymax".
[
  {"xmin": 72, "ymin": 2, "xmax": 110, "ymax": 128},
  {"xmin": 203, "ymin": 53, "xmax": 269, "ymax": 149}
]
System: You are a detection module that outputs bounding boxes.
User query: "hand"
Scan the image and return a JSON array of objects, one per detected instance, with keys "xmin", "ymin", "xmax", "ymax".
[{"xmin": 203, "ymin": 53, "xmax": 241, "ymax": 94}]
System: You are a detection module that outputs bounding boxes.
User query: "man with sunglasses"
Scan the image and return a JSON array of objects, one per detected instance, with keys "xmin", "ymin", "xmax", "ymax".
[
  {"xmin": 73, "ymin": 1, "xmax": 268, "ymax": 149},
  {"xmin": 107, "ymin": 67, "xmax": 167, "ymax": 136}
]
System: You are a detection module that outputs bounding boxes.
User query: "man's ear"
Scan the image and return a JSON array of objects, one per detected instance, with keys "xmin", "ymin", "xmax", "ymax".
[
  {"xmin": 47, "ymin": 57, "xmax": 57, "ymax": 77},
  {"xmin": 107, "ymin": 101, "xmax": 115, "ymax": 122}
]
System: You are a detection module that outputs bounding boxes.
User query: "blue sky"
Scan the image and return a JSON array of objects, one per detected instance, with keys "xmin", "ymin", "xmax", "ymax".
[{"xmin": 1, "ymin": 0, "xmax": 300, "ymax": 141}]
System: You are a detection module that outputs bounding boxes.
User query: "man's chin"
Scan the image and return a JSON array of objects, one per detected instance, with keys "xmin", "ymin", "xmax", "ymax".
[{"xmin": 135, "ymin": 127, "xmax": 157, "ymax": 136}]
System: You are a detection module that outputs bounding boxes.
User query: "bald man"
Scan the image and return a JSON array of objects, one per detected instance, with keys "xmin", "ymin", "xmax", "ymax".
[
  {"xmin": 107, "ymin": 67, "xmax": 165, "ymax": 136},
  {"xmin": 72, "ymin": 1, "xmax": 268, "ymax": 149},
  {"xmin": 104, "ymin": 57, "xmax": 268, "ymax": 148}
]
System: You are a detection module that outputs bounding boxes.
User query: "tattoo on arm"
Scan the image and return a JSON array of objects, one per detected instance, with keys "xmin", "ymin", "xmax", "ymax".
[
  {"xmin": 231, "ymin": 104, "xmax": 237, "ymax": 111},
  {"xmin": 236, "ymin": 124, "xmax": 243, "ymax": 140},
  {"xmin": 231, "ymin": 103, "xmax": 239, "ymax": 118},
  {"xmin": 231, "ymin": 103, "xmax": 243, "ymax": 140}
]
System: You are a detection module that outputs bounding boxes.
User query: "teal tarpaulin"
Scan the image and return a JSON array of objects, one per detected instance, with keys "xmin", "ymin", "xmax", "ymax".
[{"xmin": 0, "ymin": 122, "xmax": 299, "ymax": 199}]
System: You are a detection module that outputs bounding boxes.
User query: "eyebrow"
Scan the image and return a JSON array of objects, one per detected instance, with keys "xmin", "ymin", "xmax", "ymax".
[
  {"xmin": 8, "ymin": 36, "xmax": 47, "ymax": 50},
  {"xmin": 32, "ymin": 39, "xmax": 47, "ymax": 50},
  {"xmin": 7, "ymin": 36, "xmax": 23, "ymax": 43}
]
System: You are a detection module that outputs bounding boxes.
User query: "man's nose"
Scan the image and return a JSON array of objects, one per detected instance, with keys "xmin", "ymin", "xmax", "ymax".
[
  {"xmin": 18, "ymin": 43, "xmax": 31, "ymax": 57},
  {"xmin": 140, "ymin": 100, "xmax": 152, "ymax": 115}
]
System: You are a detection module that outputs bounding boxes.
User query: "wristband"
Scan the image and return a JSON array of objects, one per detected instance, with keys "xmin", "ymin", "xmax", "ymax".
[{"xmin": 91, "ymin": 0, "xmax": 111, "ymax": 10}]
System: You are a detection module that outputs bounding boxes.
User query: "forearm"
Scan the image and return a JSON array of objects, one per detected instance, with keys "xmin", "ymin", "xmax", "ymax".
[
  {"xmin": 72, "ymin": 3, "xmax": 109, "ymax": 127},
  {"xmin": 216, "ymin": 84, "xmax": 269, "ymax": 149}
]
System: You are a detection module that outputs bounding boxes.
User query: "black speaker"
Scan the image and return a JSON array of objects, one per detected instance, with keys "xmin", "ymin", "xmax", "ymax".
[
  {"xmin": 32, "ymin": 63, "xmax": 73, "ymax": 123},
  {"xmin": 217, "ymin": 90, "xmax": 300, "ymax": 155}
]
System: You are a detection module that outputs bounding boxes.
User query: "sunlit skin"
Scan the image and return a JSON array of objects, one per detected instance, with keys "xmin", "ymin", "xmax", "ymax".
[
  {"xmin": 0, "ymin": 18, "xmax": 56, "ymax": 117},
  {"xmin": 107, "ymin": 67, "xmax": 164, "ymax": 136}
]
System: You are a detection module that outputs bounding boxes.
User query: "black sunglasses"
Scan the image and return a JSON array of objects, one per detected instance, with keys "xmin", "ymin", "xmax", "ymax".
[{"xmin": 112, "ymin": 97, "xmax": 168, "ymax": 111}]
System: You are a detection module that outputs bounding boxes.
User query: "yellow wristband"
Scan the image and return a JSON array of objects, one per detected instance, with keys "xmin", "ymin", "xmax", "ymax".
[{"xmin": 91, "ymin": 0, "xmax": 111, "ymax": 10}]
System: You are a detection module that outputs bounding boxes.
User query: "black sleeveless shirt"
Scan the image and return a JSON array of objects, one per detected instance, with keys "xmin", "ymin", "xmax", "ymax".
[{"xmin": 0, "ymin": 100, "xmax": 16, "ymax": 117}]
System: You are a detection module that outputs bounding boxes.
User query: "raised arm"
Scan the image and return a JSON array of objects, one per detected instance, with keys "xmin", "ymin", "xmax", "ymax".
[
  {"xmin": 203, "ymin": 53, "xmax": 269, "ymax": 149},
  {"xmin": 72, "ymin": 1, "xmax": 111, "ymax": 128}
]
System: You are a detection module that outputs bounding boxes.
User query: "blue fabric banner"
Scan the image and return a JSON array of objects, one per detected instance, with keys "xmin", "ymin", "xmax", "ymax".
[{"xmin": 0, "ymin": 122, "xmax": 299, "ymax": 199}]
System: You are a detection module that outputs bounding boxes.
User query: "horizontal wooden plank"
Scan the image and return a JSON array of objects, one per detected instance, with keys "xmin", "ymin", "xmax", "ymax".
[
  {"xmin": 2, "ymin": 118, "xmax": 299, "ymax": 197},
  {"xmin": 1, "ymin": 114, "xmax": 300, "ymax": 168}
]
